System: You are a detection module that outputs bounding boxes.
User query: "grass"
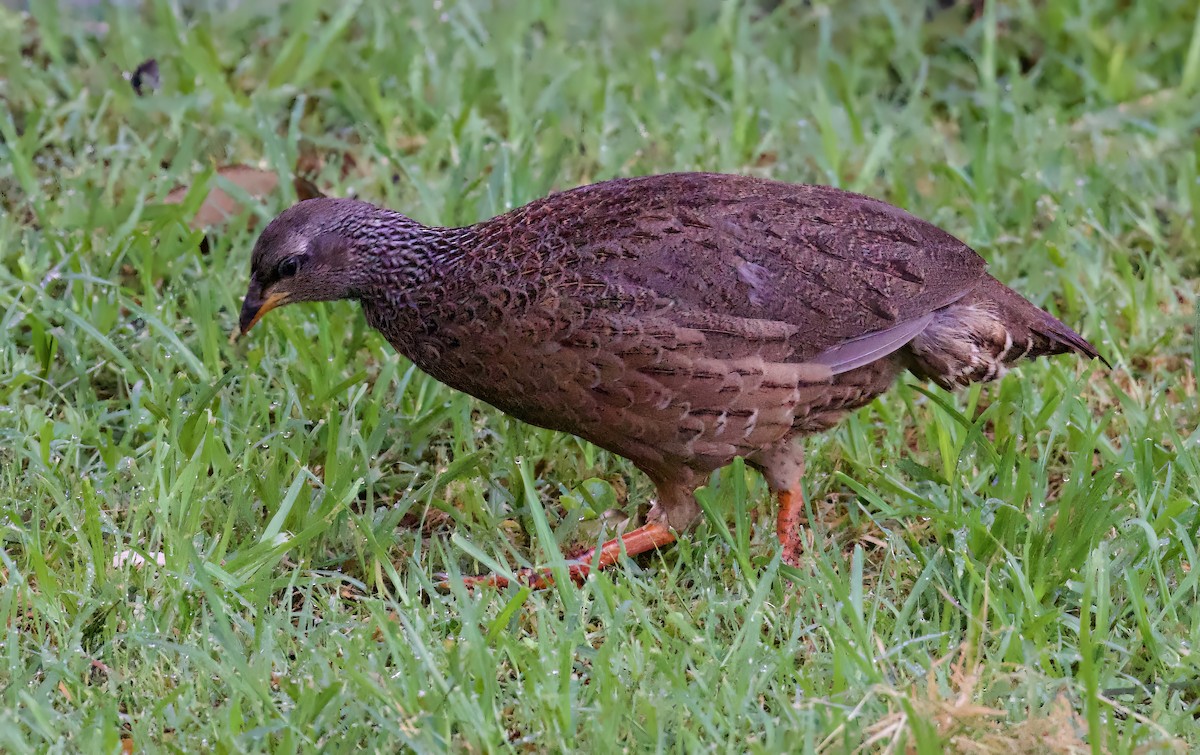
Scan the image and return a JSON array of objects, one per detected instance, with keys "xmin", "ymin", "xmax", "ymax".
[{"xmin": 1, "ymin": 0, "xmax": 1198, "ymax": 751}]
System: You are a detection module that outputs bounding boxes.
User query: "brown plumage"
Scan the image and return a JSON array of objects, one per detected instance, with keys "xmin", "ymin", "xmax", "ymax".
[{"xmin": 236, "ymin": 172, "xmax": 1103, "ymax": 586}]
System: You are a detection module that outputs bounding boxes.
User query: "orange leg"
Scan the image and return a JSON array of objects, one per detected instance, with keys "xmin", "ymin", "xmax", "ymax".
[
  {"xmin": 775, "ymin": 488, "xmax": 806, "ymax": 566},
  {"xmin": 447, "ymin": 521, "xmax": 678, "ymax": 590}
]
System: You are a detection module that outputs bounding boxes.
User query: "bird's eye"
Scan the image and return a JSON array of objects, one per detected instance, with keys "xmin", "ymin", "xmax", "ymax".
[{"xmin": 276, "ymin": 256, "xmax": 300, "ymax": 279}]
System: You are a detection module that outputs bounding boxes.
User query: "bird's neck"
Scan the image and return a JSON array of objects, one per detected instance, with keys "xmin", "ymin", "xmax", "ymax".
[{"xmin": 358, "ymin": 210, "xmax": 474, "ymax": 296}]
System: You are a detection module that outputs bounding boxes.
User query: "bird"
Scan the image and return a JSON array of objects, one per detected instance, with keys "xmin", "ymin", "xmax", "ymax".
[{"xmin": 235, "ymin": 172, "xmax": 1103, "ymax": 588}]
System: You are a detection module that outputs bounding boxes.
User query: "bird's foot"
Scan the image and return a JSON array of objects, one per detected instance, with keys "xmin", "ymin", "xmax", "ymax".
[
  {"xmin": 439, "ymin": 521, "xmax": 677, "ymax": 591},
  {"xmin": 451, "ymin": 563, "xmax": 585, "ymax": 591}
]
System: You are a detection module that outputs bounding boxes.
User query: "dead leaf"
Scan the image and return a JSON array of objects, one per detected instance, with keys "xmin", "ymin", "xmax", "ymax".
[
  {"xmin": 164, "ymin": 165, "xmax": 325, "ymax": 231},
  {"xmin": 129, "ymin": 58, "xmax": 160, "ymax": 96},
  {"xmin": 297, "ymin": 139, "xmax": 364, "ymax": 183},
  {"xmin": 164, "ymin": 165, "xmax": 279, "ymax": 228},
  {"xmin": 293, "ymin": 175, "xmax": 324, "ymax": 201}
]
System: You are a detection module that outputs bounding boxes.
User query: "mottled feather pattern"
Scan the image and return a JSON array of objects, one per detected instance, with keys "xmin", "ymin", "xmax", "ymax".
[{"xmin": 255, "ymin": 172, "xmax": 1100, "ymax": 530}]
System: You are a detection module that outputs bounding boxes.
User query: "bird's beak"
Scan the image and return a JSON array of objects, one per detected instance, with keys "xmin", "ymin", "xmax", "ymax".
[{"xmin": 231, "ymin": 290, "xmax": 291, "ymax": 343}]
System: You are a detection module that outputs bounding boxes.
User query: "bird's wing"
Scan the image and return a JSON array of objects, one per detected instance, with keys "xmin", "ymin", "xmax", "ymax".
[{"xmin": 554, "ymin": 172, "xmax": 987, "ymax": 364}]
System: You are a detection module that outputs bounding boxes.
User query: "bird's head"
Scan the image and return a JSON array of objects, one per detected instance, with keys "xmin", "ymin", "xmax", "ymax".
[{"xmin": 234, "ymin": 197, "xmax": 382, "ymax": 339}]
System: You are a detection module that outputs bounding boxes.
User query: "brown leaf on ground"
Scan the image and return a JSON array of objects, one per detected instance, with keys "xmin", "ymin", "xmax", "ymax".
[
  {"xmin": 298, "ymin": 139, "xmax": 371, "ymax": 183},
  {"xmin": 129, "ymin": 58, "xmax": 159, "ymax": 96},
  {"xmin": 293, "ymin": 175, "xmax": 324, "ymax": 202},
  {"xmin": 164, "ymin": 165, "xmax": 325, "ymax": 231}
]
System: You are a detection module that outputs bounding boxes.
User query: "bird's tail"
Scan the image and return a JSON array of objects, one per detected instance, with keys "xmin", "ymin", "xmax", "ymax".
[
  {"xmin": 907, "ymin": 275, "xmax": 1106, "ymax": 389},
  {"xmin": 972, "ymin": 275, "xmax": 1105, "ymax": 365}
]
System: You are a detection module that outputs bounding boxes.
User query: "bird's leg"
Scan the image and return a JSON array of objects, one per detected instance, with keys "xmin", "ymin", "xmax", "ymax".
[
  {"xmin": 775, "ymin": 488, "xmax": 806, "ymax": 567},
  {"xmin": 749, "ymin": 437, "xmax": 807, "ymax": 567},
  {"xmin": 448, "ymin": 521, "xmax": 677, "ymax": 590}
]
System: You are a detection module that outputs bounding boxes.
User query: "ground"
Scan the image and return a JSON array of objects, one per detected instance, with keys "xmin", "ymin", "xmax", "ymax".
[{"xmin": 1, "ymin": 0, "xmax": 1198, "ymax": 752}]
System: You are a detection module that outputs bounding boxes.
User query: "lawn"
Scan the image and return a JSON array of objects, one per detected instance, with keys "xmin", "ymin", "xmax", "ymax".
[{"xmin": 1, "ymin": 0, "xmax": 1198, "ymax": 751}]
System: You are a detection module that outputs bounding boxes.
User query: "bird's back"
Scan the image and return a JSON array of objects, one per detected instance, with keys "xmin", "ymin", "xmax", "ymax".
[{"xmin": 466, "ymin": 172, "xmax": 988, "ymax": 357}]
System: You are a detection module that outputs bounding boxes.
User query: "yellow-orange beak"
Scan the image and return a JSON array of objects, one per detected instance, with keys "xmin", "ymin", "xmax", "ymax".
[{"xmin": 231, "ymin": 290, "xmax": 291, "ymax": 343}]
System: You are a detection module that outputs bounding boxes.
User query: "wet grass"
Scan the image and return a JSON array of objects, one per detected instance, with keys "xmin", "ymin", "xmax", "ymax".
[{"xmin": 1, "ymin": 0, "xmax": 1199, "ymax": 751}]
